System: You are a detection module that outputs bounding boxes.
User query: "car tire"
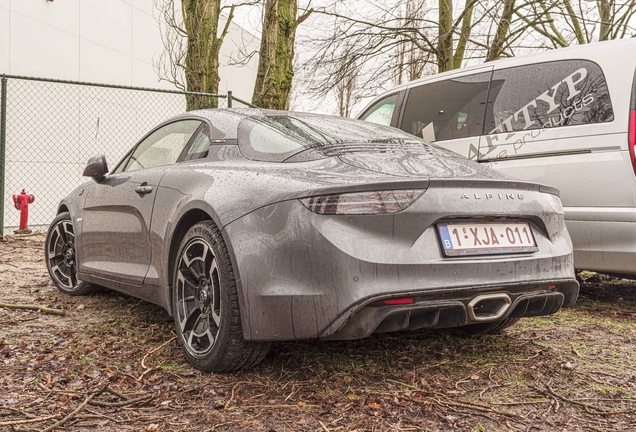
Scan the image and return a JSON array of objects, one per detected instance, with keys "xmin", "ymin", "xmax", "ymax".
[
  {"xmin": 45, "ymin": 212, "xmax": 97, "ymax": 296},
  {"xmin": 172, "ymin": 220, "xmax": 270, "ymax": 372},
  {"xmin": 460, "ymin": 317, "xmax": 520, "ymax": 334}
]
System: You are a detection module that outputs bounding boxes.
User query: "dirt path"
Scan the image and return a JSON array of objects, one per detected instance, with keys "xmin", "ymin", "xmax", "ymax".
[{"xmin": 1, "ymin": 234, "xmax": 635, "ymax": 431}]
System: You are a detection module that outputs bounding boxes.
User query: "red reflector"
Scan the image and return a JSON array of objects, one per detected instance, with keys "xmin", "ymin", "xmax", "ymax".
[
  {"xmin": 630, "ymin": 110, "xmax": 636, "ymax": 176},
  {"xmin": 384, "ymin": 298, "xmax": 414, "ymax": 305},
  {"xmin": 548, "ymin": 284, "xmax": 557, "ymax": 291}
]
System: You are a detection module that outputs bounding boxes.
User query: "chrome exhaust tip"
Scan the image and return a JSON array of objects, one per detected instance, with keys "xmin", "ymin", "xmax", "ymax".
[{"xmin": 467, "ymin": 293, "xmax": 512, "ymax": 322}]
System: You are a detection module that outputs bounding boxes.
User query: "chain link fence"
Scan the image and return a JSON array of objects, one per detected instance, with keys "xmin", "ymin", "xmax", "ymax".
[{"xmin": 0, "ymin": 74, "xmax": 254, "ymax": 236}]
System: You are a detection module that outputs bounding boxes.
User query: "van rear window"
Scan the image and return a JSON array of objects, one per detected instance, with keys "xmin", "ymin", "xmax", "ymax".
[
  {"xmin": 486, "ymin": 60, "xmax": 613, "ymax": 134},
  {"xmin": 399, "ymin": 72, "xmax": 491, "ymax": 142}
]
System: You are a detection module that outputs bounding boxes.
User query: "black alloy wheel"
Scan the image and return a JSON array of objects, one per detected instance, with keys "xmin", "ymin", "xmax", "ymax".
[
  {"xmin": 172, "ymin": 221, "xmax": 270, "ymax": 372},
  {"xmin": 45, "ymin": 212, "xmax": 96, "ymax": 296},
  {"xmin": 175, "ymin": 238, "xmax": 221, "ymax": 356}
]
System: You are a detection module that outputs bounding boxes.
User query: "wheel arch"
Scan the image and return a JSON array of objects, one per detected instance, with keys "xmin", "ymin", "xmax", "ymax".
[
  {"xmin": 167, "ymin": 208, "xmax": 213, "ymax": 294},
  {"xmin": 165, "ymin": 206, "xmax": 253, "ymax": 338},
  {"xmin": 57, "ymin": 204, "xmax": 70, "ymax": 214}
]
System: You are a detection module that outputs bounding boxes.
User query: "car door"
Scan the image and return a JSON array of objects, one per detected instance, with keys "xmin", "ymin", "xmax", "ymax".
[{"xmin": 79, "ymin": 119, "xmax": 202, "ymax": 285}]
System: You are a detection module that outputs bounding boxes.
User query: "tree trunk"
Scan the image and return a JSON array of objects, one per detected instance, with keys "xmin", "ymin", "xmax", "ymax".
[
  {"xmin": 563, "ymin": 0, "xmax": 586, "ymax": 44},
  {"xmin": 453, "ymin": 0, "xmax": 474, "ymax": 68},
  {"xmin": 437, "ymin": 0, "xmax": 454, "ymax": 72},
  {"xmin": 252, "ymin": 0, "xmax": 311, "ymax": 109},
  {"xmin": 182, "ymin": 0, "xmax": 233, "ymax": 111},
  {"xmin": 486, "ymin": 0, "xmax": 515, "ymax": 61},
  {"xmin": 598, "ymin": 0, "xmax": 612, "ymax": 41}
]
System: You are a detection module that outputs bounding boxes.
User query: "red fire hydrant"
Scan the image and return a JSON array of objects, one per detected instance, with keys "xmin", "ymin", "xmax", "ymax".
[{"xmin": 12, "ymin": 189, "xmax": 35, "ymax": 231}]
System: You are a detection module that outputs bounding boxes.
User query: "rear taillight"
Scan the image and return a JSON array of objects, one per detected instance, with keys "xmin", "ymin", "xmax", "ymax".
[
  {"xmin": 299, "ymin": 189, "xmax": 425, "ymax": 215},
  {"xmin": 630, "ymin": 66, "xmax": 636, "ymax": 176},
  {"xmin": 629, "ymin": 110, "xmax": 636, "ymax": 175}
]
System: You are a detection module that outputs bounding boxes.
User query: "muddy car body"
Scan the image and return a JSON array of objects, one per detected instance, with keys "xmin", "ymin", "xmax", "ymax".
[{"xmin": 46, "ymin": 109, "xmax": 579, "ymax": 371}]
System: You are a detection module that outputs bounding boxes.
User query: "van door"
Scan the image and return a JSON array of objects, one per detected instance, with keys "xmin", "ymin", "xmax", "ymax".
[
  {"xmin": 477, "ymin": 60, "xmax": 626, "ymax": 208},
  {"xmin": 397, "ymin": 67, "xmax": 493, "ymax": 161}
]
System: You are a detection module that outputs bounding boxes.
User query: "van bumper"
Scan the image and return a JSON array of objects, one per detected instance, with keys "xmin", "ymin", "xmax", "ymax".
[{"xmin": 566, "ymin": 207, "xmax": 636, "ymax": 276}]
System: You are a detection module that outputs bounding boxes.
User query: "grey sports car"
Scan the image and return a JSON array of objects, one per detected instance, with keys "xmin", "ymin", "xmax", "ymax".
[{"xmin": 46, "ymin": 109, "xmax": 578, "ymax": 372}]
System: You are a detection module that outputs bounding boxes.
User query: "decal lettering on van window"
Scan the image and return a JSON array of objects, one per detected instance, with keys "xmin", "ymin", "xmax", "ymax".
[
  {"xmin": 489, "ymin": 68, "xmax": 588, "ymax": 135},
  {"xmin": 470, "ymin": 60, "xmax": 614, "ymax": 161}
]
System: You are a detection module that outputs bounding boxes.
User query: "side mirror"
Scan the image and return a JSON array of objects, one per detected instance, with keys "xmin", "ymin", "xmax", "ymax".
[{"xmin": 83, "ymin": 154, "xmax": 109, "ymax": 183}]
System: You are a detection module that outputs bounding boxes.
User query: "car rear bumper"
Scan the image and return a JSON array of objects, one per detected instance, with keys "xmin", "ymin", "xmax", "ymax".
[
  {"xmin": 321, "ymin": 280, "xmax": 578, "ymax": 340},
  {"xmin": 225, "ymin": 186, "xmax": 576, "ymax": 341}
]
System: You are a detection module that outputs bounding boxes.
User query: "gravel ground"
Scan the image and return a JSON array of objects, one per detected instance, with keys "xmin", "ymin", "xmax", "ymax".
[{"xmin": 1, "ymin": 233, "xmax": 635, "ymax": 431}]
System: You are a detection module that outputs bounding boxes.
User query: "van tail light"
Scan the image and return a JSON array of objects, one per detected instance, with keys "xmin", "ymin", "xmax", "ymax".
[
  {"xmin": 299, "ymin": 189, "xmax": 425, "ymax": 215},
  {"xmin": 631, "ymin": 67, "xmax": 636, "ymax": 176},
  {"xmin": 630, "ymin": 110, "xmax": 636, "ymax": 176}
]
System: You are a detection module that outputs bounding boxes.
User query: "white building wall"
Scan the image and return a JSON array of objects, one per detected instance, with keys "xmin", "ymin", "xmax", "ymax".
[
  {"xmin": 0, "ymin": 0, "xmax": 260, "ymax": 229},
  {"xmin": 0, "ymin": 0, "xmax": 259, "ymax": 98}
]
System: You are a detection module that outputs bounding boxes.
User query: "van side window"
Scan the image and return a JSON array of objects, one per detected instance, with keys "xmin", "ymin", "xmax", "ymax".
[
  {"xmin": 399, "ymin": 72, "xmax": 491, "ymax": 142},
  {"xmin": 486, "ymin": 60, "xmax": 614, "ymax": 134},
  {"xmin": 359, "ymin": 93, "xmax": 398, "ymax": 126}
]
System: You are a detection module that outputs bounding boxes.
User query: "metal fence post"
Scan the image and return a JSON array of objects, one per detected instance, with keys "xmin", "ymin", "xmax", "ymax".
[
  {"xmin": 228, "ymin": 90, "xmax": 233, "ymax": 108},
  {"xmin": 0, "ymin": 75, "xmax": 7, "ymax": 238}
]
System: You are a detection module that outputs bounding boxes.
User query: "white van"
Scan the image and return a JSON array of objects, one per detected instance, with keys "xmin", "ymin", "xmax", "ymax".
[{"xmin": 358, "ymin": 39, "xmax": 636, "ymax": 277}]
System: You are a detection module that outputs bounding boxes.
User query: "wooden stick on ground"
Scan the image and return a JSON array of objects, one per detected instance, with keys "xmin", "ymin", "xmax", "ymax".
[
  {"xmin": 0, "ymin": 302, "xmax": 65, "ymax": 316},
  {"xmin": 137, "ymin": 336, "xmax": 176, "ymax": 381},
  {"xmin": 89, "ymin": 394, "xmax": 154, "ymax": 408},
  {"xmin": 40, "ymin": 386, "xmax": 108, "ymax": 432},
  {"xmin": 0, "ymin": 414, "xmax": 60, "ymax": 427}
]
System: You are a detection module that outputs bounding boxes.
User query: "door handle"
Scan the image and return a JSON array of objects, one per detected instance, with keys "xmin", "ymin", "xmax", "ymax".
[{"xmin": 135, "ymin": 185, "xmax": 153, "ymax": 195}]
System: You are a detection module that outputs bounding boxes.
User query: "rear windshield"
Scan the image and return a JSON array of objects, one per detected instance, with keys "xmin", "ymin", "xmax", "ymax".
[{"xmin": 237, "ymin": 114, "xmax": 426, "ymax": 162}]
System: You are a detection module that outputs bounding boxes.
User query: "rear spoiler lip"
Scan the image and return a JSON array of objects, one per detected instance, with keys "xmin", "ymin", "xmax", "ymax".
[{"xmin": 291, "ymin": 178, "xmax": 558, "ymax": 201}]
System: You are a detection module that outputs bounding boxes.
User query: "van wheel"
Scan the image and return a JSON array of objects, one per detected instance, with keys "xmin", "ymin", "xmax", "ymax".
[{"xmin": 172, "ymin": 221, "xmax": 270, "ymax": 372}]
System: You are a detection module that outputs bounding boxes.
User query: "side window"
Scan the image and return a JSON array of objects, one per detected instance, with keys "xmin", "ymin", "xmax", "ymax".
[
  {"xmin": 399, "ymin": 72, "xmax": 491, "ymax": 142},
  {"xmin": 183, "ymin": 124, "xmax": 211, "ymax": 162},
  {"xmin": 486, "ymin": 60, "xmax": 614, "ymax": 134},
  {"xmin": 360, "ymin": 93, "xmax": 398, "ymax": 126},
  {"xmin": 124, "ymin": 120, "xmax": 201, "ymax": 172}
]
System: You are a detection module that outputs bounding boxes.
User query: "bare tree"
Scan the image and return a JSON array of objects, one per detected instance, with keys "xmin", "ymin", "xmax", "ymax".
[
  {"xmin": 513, "ymin": 0, "xmax": 636, "ymax": 47},
  {"xmin": 302, "ymin": 0, "xmax": 521, "ymax": 107},
  {"xmin": 153, "ymin": 0, "xmax": 237, "ymax": 110},
  {"xmin": 485, "ymin": 0, "xmax": 515, "ymax": 60},
  {"xmin": 393, "ymin": 0, "xmax": 434, "ymax": 85},
  {"xmin": 334, "ymin": 43, "xmax": 363, "ymax": 117},
  {"xmin": 251, "ymin": 0, "xmax": 313, "ymax": 109}
]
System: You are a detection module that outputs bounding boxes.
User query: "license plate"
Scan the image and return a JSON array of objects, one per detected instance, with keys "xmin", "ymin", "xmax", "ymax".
[{"xmin": 437, "ymin": 222, "xmax": 538, "ymax": 257}]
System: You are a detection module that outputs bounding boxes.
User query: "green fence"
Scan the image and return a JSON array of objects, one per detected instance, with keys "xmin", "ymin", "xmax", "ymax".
[{"xmin": 0, "ymin": 74, "xmax": 255, "ymax": 237}]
